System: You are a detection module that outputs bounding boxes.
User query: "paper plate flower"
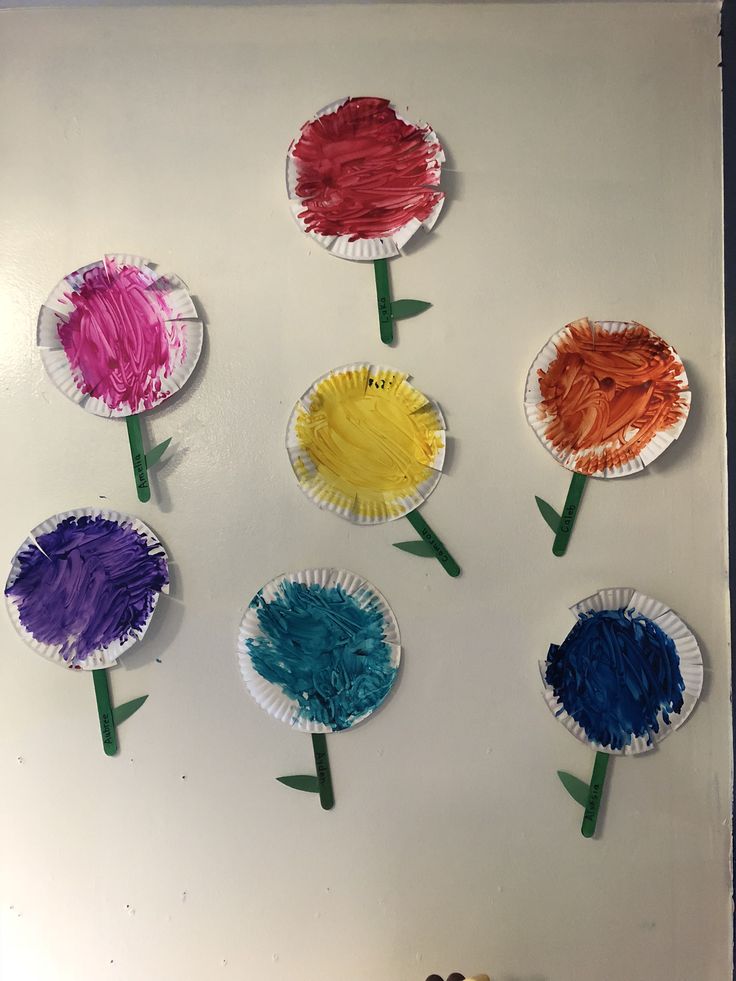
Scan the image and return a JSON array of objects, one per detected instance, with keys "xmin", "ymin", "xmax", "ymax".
[
  {"xmin": 5, "ymin": 508, "xmax": 169, "ymax": 754},
  {"xmin": 37, "ymin": 254, "xmax": 204, "ymax": 501},
  {"xmin": 286, "ymin": 364, "xmax": 459, "ymax": 576},
  {"xmin": 238, "ymin": 568, "xmax": 400, "ymax": 809},
  {"xmin": 525, "ymin": 318, "xmax": 690, "ymax": 555},
  {"xmin": 541, "ymin": 587, "xmax": 702, "ymax": 836},
  {"xmin": 287, "ymin": 97, "xmax": 446, "ymax": 343}
]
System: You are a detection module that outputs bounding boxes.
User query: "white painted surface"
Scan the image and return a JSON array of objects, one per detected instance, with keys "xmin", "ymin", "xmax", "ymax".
[{"xmin": 0, "ymin": 4, "xmax": 729, "ymax": 980}]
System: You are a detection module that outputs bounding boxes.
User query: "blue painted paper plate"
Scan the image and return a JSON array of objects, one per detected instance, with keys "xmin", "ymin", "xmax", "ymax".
[
  {"xmin": 540, "ymin": 587, "xmax": 703, "ymax": 755},
  {"xmin": 238, "ymin": 568, "xmax": 401, "ymax": 733}
]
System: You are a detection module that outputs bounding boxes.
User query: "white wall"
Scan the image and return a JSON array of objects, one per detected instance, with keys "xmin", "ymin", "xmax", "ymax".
[{"xmin": 0, "ymin": 4, "xmax": 729, "ymax": 980}]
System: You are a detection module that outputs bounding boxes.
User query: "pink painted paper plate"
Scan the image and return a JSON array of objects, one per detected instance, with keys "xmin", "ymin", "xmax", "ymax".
[{"xmin": 37, "ymin": 254, "xmax": 204, "ymax": 419}]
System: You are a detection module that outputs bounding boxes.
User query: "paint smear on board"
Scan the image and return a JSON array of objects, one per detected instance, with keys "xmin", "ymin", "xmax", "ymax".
[
  {"xmin": 294, "ymin": 367, "xmax": 444, "ymax": 520},
  {"xmin": 292, "ymin": 97, "xmax": 444, "ymax": 240},
  {"xmin": 58, "ymin": 261, "xmax": 187, "ymax": 412},
  {"xmin": 247, "ymin": 579, "xmax": 396, "ymax": 730},
  {"xmin": 537, "ymin": 319, "xmax": 688, "ymax": 475},
  {"xmin": 6, "ymin": 515, "xmax": 169, "ymax": 664},
  {"xmin": 545, "ymin": 608, "xmax": 685, "ymax": 751}
]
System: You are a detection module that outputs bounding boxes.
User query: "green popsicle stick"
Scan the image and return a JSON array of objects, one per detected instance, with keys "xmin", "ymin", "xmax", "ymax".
[
  {"xmin": 92, "ymin": 669, "xmax": 118, "ymax": 757},
  {"xmin": 373, "ymin": 258, "xmax": 394, "ymax": 345},
  {"xmin": 405, "ymin": 509, "xmax": 461, "ymax": 577},
  {"xmin": 126, "ymin": 414, "xmax": 150, "ymax": 503},
  {"xmin": 311, "ymin": 733, "xmax": 334, "ymax": 810},
  {"xmin": 552, "ymin": 472, "xmax": 587, "ymax": 557},
  {"xmin": 581, "ymin": 751, "xmax": 609, "ymax": 838}
]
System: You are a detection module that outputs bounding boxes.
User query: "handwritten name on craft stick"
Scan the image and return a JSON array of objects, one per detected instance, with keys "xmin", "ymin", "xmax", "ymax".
[
  {"xmin": 132, "ymin": 452, "xmax": 147, "ymax": 486},
  {"xmin": 100, "ymin": 712, "xmax": 114, "ymax": 745},
  {"xmin": 560, "ymin": 503, "xmax": 578, "ymax": 533},
  {"xmin": 415, "ymin": 526, "xmax": 448, "ymax": 561}
]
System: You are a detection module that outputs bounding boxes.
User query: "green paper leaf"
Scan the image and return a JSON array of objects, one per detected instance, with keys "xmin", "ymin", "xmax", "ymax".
[
  {"xmin": 535, "ymin": 496, "xmax": 561, "ymax": 533},
  {"xmin": 557, "ymin": 770, "xmax": 590, "ymax": 807},
  {"xmin": 392, "ymin": 540, "xmax": 436, "ymax": 557},
  {"xmin": 112, "ymin": 695, "xmax": 148, "ymax": 727},
  {"xmin": 276, "ymin": 775, "xmax": 320, "ymax": 794},
  {"xmin": 391, "ymin": 299, "xmax": 431, "ymax": 320},
  {"xmin": 145, "ymin": 437, "xmax": 172, "ymax": 470}
]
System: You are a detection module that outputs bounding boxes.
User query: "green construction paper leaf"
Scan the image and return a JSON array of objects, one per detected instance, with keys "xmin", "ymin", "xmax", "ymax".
[
  {"xmin": 392, "ymin": 540, "xmax": 436, "ymax": 557},
  {"xmin": 535, "ymin": 496, "xmax": 561, "ymax": 533},
  {"xmin": 557, "ymin": 770, "xmax": 590, "ymax": 807},
  {"xmin": 145, "ymin": 437, "xmax": 172, "ymax": 470},
  {"xmin": 276, "ymin": 775, "xmax": 320, "ymax": 794},
  {"xmin": 391, "ymin": 299, "xmax": 431, "ymax": 320},
  {"xmin": 112, "ymin": 695, "xmax": 148, "ymax": 727}
]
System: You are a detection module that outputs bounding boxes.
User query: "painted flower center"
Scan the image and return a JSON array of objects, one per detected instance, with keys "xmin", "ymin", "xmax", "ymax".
[
  {"xmin": 247, "ymin": 580, "xmax": 396, "ymax": 730},
  {"xmin": 6, "ymin": 515, "xmax": 168, "ymax": 664},
  {"xmin": 537, "ymin": 320, "xmax": 687, "ymax": 474},
  {"xmin": 545, "ymin": 608, "xmax": 685, "ymax": 750},
  {"xmin": 292, "ymin": 97, "xmax": 443, "ymax": 240},
  {"xmin": 59, "ymin": 262, "xmax": 186, "ymax": 412}
]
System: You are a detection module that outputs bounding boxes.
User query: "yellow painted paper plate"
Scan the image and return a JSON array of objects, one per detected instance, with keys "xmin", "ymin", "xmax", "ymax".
[{"xmin": 286, "ymin": 363, "xmax": 446, "ymax": 524}]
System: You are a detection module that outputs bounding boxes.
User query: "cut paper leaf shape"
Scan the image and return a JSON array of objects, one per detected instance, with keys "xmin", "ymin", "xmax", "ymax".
[
  {"xmin": 238, "ymin": 568, "xmax": 401, "ymax": 810},
  {"xmin": 524, "ymin": 319, "xmax": 690, "ymax": 555},
  {"xmin": 540, "ymin": 587, "xmax": 703, "ymax": 837},
  {"xmin": 287, "ymin": 364, "xmax": 460, "ymax": 577},
  {"xmin": 286, "ymin": 96, "xmax": 445, "ymax": 344},
  {"xmin": 5, "ymin": 509, "xmax": 169, "ymax": 755},
  {"xmin": 37, "ymin": 255, "xmax": 204, "ymax": 502}
]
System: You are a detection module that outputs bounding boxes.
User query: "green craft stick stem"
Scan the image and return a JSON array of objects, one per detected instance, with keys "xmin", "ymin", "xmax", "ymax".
[
  {"xmin": 92, "ymin": 669, "xmax": 118, "ymax": 757},
  {"xmin": 311, "ymin": 733, "xmax": 334, "ymax": 810},
  {"xmin": 405, "ymin": 509, "xmax": 460, "ymax": 577},
  {"xmin": 552, "ymin": 471, "xmax": 587, "ymax": 557},
  {"xmin": 126, "ymin": 414, "xmax": 150, "ymax": 503},
  {"xmin": 373, "ymin": 258, "xmax": 394, "ymax": 345},
  {"xmin": 581, "ymin": 751, "xmax": 609, "ymax": 838}
]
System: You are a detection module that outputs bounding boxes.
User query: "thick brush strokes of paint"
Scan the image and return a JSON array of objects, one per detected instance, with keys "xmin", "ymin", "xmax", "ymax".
[
  {"xmin": 6, "ymin": 516, "xmax": 169, "ymax": 664},
  {"xmin": 537, "ymin": 319, "xmax": 688, "ymax": 475},
  {"xmin": 58, "ymin": 262, "xmax": 186, "ymax": 412},
  {"xmin": 247, "ymin": 580, "xmax": 396, "ymax": 731},
  {"xmin": 545, "ymin": 608, "xmax": 685, "ymax": 751},
  {"xmin": 292, "ymin": 97, "xmax": 443, "ymax": 240},
  {"xmin": 295, "ymin": 367, "xmax": 443, "ymax": 519}
]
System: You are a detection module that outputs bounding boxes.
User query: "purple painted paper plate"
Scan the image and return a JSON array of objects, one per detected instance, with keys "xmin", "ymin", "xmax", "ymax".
[{"xmin": 5, "ymin": 508, "xmax": 169, "ymax": 670}]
